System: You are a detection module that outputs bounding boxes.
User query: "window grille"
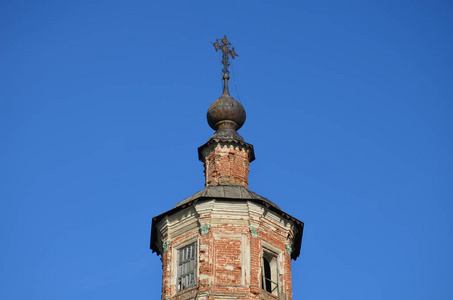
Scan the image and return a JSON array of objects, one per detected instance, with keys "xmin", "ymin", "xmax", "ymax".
[
  {"xmin": 177, "ymin": 242, "xmax": 197, "ymax": 291},
  {"xmin": 262, "ymin": 251, "xmax": 279, "ymax": 296}
]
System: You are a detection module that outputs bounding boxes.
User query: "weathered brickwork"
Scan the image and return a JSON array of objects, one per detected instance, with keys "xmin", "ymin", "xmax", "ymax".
[
  {"xmin": 202, "ymin": 143, "xmax": 251, "ymax": 188},
  {"xmin": 214, "ymin": 237, "xmax": 242, "ymax": 285},
  {"xmin": 156, "ymin": 200, "xmax": 299, "ymax": 300}
]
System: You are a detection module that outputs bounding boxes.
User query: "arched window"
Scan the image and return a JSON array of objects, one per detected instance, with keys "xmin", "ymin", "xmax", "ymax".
[{"xmin": 262, "ymin": 251, "xmax": 279, "ymax": 296}]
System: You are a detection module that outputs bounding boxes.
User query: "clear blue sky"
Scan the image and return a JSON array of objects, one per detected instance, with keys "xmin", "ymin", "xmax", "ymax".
[{"xmin": 1, "ymin": 0, "xmax": 452, "ymax": 299}]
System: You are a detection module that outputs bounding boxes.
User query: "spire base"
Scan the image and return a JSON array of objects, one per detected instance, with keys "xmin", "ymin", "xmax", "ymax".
[{"xmin": 198, "ymin": 139, "xmax": 255, "ymax": 188}]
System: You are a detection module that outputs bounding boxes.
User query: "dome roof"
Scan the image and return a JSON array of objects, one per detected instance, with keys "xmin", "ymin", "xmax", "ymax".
[
  {"xmin": 207, "ymin": 95, "xmax": 245, "ymax": 131},
  {"xmin": 206, "ymin": 74, "xmax": 246, "ymax": 132}
]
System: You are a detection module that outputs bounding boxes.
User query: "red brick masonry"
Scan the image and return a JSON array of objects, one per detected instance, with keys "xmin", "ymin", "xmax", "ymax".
[{"xmin": 203, "ymin": 143, "xmax": 251, "ymax": 188}]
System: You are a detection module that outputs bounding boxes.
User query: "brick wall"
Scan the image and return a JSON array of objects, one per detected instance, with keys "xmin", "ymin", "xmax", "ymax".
[
  {"xmin": 157, "ymin": 200, "xmax": 296, "ymax": 300},
  {"xmin": 202, "ymin": 143, "xmax": 251, "ymax": 188}
]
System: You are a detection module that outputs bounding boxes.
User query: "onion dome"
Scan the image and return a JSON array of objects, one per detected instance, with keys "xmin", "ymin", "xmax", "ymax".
[{"xmin": 207, "ymin": 74, "xmax": 246, "ymax": 141}]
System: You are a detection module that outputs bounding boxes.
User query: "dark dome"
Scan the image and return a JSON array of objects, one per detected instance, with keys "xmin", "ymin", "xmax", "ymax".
[{"xmin": 207, "ymin": 94, "xmax": 246, "ymax": 131}]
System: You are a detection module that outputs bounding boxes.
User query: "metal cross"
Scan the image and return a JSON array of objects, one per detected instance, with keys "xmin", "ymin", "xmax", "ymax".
[{"xmin": 212, "ymin": 35, "xmax": 238, "ymax": 75}]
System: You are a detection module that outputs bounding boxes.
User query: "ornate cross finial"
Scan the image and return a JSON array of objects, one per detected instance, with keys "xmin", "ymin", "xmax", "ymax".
[{"xmin": 212, "ymin": 35, "xmax": 238, "ymax": 75}]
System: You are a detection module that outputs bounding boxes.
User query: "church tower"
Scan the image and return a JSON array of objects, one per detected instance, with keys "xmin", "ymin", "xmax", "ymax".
[{"xmin": 150, "ymin": 36, "xmax": 304, "ymax": 300}]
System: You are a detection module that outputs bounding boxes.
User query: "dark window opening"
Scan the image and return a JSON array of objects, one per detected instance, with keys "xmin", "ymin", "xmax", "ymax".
[
  {"xmin": 262, "ymin": 256, "xmax": 272, "ymax": 292},
  {"xmin": 262, "ymin": 251, "xmax": 279, "ymax": 296}
]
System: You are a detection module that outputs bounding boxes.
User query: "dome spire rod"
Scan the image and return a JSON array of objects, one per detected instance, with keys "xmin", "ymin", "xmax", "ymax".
[
  {"xmin": 222, "ymin": 74, "xmax": 230, "ymax": 96},
  {"xmin": 212, "ymin": 35, "xmax": 239, "ymax": 76}
]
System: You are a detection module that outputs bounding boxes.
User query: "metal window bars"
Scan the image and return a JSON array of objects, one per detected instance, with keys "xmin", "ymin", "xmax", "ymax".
[{"xmin": 263, "ymin": 277, "xmax": 279, "ymax": 294}]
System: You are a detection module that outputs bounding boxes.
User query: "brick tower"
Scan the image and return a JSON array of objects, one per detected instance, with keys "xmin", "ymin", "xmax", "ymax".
[{"xmin": 150, "ymin": 37, "xmax": 304, "ymax": 300}]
